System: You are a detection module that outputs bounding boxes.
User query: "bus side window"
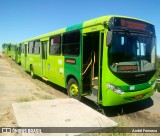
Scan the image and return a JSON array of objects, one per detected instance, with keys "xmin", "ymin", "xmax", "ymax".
[
  {"xmin": 62, "ymin": 30, "xmax": 80, "ymax": 56},
  {"xmin": 21, "ymin": 43, "xmax": 24, "ymax": 54},
  {"xmin": 28, "ymin": 41, "xmax": 34, "ymax": 54},
  {"xmin": 34, "ymin": 40, "xmax": 40, "ymax": 54},
  {"xmin": 49, "ymin": 35, "xmax": 61, "ymax": 55}
]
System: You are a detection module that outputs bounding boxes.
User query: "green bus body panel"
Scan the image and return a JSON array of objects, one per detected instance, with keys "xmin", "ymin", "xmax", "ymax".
[
  {"xmin": 47, "ymin": 55, "xmax": 65, "ymax": 87},
  {"xmin": 21, "ymin": 54, "xmax": 25, "ymax": 68},
  {"xmin": 10, "ymin": 44, "xmax": 16, "ymax": 60},
  {"xmin": 16, "ymin": 55, "xmax": 21, "ymax": 64},
  {"xmin": 27, "ymin": 54, "xmax": 41, "ymax": 76},
  {"xmin": 64, "ymin": 56, "xmax": 82, "ymax": 87},
  {"xmin": 64, "ymin": 23, "xmax": 83, "ymax": 90},
  {"xmin": 15, "ymin": 44, "xmax": 21, "ymax": 64},
  {"xmin": 21, "ymin": 55, "xmax": 24, "ymax": 66},
  {"xmin": 66, "ymin": 23, "xmax": 82, "ymax": 32}
]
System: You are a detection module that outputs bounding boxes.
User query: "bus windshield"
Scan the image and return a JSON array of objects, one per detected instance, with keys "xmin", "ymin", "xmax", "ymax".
[{"xmin": 108, "ymin": 32, "xmax": 156, "ymax": 73}]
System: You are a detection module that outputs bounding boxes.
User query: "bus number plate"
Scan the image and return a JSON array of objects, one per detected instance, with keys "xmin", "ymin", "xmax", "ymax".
[{"xmin": 135, "ymin": 94, "xmax": 143, "ymax": 100}]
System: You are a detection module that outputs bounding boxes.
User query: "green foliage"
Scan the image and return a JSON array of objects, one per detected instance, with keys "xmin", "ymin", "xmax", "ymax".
[
  {"xmin": 156, "ymin": 55, "xmax": 160, "ymax": 92},
  {"xmin": 157, "ymin": 83, "xmax": 160, "ymax": 92},
  {"xmin": 156, "ymin": 55, "xmax": 160, "ymax": 77}
]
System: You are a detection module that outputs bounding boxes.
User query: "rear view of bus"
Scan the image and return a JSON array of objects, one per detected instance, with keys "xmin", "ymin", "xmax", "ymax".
[{"xmin": 103, "ymin": 17, "xmax": 156, "ymax": 106}]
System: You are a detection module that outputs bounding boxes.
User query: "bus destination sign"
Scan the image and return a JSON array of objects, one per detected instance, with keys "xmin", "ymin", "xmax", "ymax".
[
  {"xmin": 108, "ymin": 17, "xmax": 155, "ymax": 35},
  {"xmin": 118, "ymin": 65, "xmax": 138, "ymax": 71},
  {"xmin": 120, "ymin": 19, "xmax": 146, "ymax": 31}
]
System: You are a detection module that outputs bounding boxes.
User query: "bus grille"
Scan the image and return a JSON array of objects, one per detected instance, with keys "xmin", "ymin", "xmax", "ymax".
[{"xmin": 115, "ymin": 70, "xmax": 155, "ymax": 85}]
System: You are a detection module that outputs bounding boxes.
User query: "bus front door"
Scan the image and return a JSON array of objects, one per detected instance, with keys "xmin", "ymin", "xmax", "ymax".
[
  {"xmin": 82, "ymin": 32, "xmax": 100, "ymax": 102},
  {"xmin": 41, "ymin": 41, "xmax": 48, "ymax": 79},
  {"xmin": 82, "ymin": 31, "xmax": 103, "ymax": 103}
]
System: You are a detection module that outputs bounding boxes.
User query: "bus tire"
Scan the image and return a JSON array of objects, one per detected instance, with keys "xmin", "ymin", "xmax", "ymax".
[
  {"xmin": 67, "ymin": 78, "xmax": 81, "ymax": 100},
  {"xmin": 30, "ymin": 65, "xmax": 35, "ymax": 79}
]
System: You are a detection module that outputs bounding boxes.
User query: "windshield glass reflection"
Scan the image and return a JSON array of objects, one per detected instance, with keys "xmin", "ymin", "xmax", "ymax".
[{"xmin": 109, "ymin": 32, "xmax": 156, "ymax": 73}]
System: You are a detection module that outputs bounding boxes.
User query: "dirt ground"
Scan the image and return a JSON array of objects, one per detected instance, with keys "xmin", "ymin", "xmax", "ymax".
[
  {"xmin": 0, "ymin": 54, "xmax": 160, "ymax": 135},
  {"xmin": 0, "ymin": 55, "xmax": 67, "ymax": 128}
]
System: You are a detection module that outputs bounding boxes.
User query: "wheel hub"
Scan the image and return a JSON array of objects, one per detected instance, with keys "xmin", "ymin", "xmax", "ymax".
[{"xmin": 69, "ymin": 84, "xmax": 78, "ymax": 96}]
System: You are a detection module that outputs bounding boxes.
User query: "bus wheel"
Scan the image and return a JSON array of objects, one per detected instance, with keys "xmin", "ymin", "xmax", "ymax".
[
  {"xmin": 30, "ymin": 65, "xmax": 35, "ymax": 79},
  {"xmin": 67, "ymin": 78, "xmax": 81, "ymax": 100}
]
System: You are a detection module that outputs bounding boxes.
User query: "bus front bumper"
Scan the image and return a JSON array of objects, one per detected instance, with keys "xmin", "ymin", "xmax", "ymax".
[{"xmin": 102, "ymin": 87, "xmax": 155, "ymax": 106}]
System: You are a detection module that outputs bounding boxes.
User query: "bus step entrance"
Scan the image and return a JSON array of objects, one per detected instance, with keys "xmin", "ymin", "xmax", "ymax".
[
  {"xmin": 85, "ymin": 94, "xmax": 98, "ymax": 102},
  {"xmin": 84, "ymin": 77, "xmax": 98, "ymax": 102},
  {"xmin": 92, "ymin": 85, "xmax": 98, "ymax": 96},
  {"xmin": 92, "ymin": 77, "xmax": 98, "ymax": 86}
]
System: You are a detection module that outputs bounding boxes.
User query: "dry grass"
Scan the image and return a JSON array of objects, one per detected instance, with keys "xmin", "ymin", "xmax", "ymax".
[
  {"xmin": 2, "ymin": 55, "xmax": 67, "ymax": 99},
  {"xmin": 16, "ymin": 96, "xmax": 34, "ymax": 102}
]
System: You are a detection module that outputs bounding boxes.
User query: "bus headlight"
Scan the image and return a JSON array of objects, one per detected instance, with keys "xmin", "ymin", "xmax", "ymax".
[{"xmin": 107, "ymin": 83, "xmax": 124, "ymax": 95}]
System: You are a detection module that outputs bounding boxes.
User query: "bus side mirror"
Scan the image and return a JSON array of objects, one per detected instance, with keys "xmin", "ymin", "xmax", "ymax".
[{"xmin": 106, "ymin": 31, "xmax": 112, "ymax": 46}]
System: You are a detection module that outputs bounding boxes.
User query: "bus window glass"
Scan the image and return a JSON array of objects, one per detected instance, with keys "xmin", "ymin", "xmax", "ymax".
[
  {"xmin": 121, "ymin": 37, "xmax": 125, "ymax": 45},
  {"xmin": 137, "ymin": 42, "xmax": 146, "ymax": 56},
  {"xmin": 109, "ymin": 32, "xmax": 156, "ymax": 72},
  {"xmin": 28, "ymin": 41, "xmax": 34, "ymax": 54},
  {"xmin": 21, "ymin": 43, "xmax": 24, "ymax": 54},
  {"xmin": 34, "ymin": 40, "xmax": 40, "ymax": 54},
  {"xmin": 62, "ymin": 30, "xmax": 80, "ymax": 56},
  {"xmin": 50, "ymin": 35, "xmax": 61, "ymax": 55}
]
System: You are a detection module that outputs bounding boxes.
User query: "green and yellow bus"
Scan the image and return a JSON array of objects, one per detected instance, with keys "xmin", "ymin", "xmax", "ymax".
[
  {"xmin": 11, "ymin": 43, "xmax": 17, "ymax": 60},
  {"xmin": 15, "ymin": 43, "xmax": 21, "ymax": 64},
  {"xmin": 21, "ymin": 15, "xmax": 157, "ymax": 106}
]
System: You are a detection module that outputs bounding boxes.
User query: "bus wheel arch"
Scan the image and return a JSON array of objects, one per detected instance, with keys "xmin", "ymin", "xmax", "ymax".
[
  {"xmin": 30, "ymin": 64, "xmax": 35, "ymax": 78},
  {"xmin": 66, "ymin": 76, "xmax": 81, "ymax": 100}
]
